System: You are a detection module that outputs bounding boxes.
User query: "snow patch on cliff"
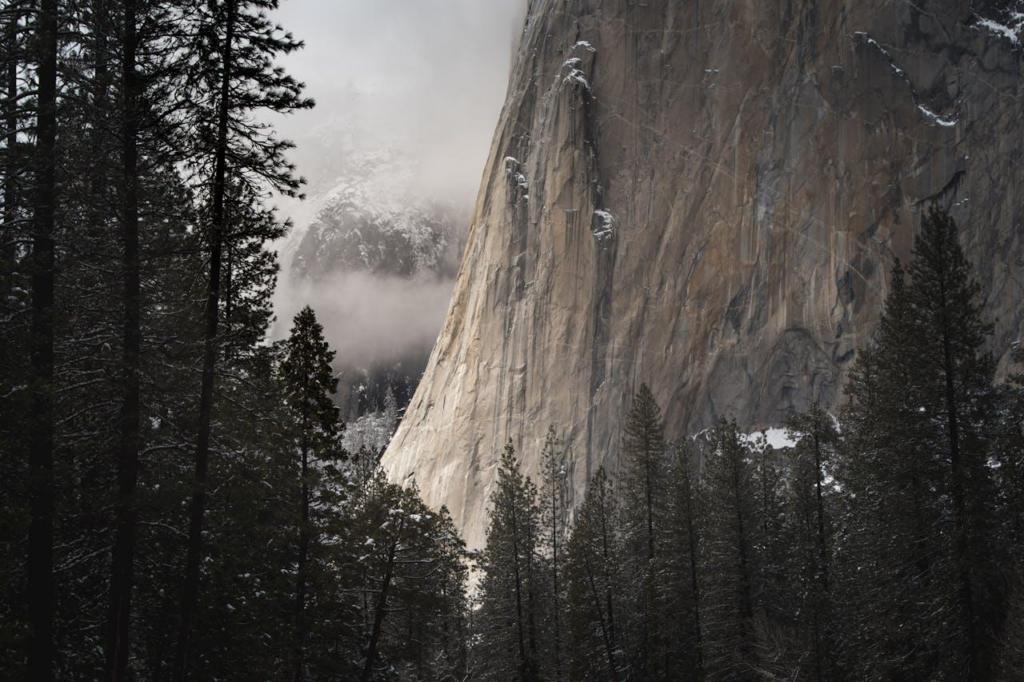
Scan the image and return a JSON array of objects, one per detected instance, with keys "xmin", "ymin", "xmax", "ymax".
[
  {"xmin": 563, "ymin": 69, "xmax": 591, "ymax": 90},
  {"xmin": 853, "ymin": 32, "xmax": 960, "ymax": 129},
  {"xmin": 974, "ymin": 4, "xmax": 1024, "ymax": 46},
  {"xmin": 561, "ymin": 51, "xmax": 592, "ymax": 91},
  {"xmin": 918, "ymin": 105, "xmax": 958, "ymax": 127},
  {"xmin": 592, "ymin": 209, "xmax": 616, "ymax": 242}
]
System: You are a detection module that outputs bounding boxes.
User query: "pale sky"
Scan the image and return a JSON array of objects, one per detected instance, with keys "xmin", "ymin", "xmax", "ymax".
[{"xmin": 271, "ymin": 0, "xmax": 526, "ymax": 202}]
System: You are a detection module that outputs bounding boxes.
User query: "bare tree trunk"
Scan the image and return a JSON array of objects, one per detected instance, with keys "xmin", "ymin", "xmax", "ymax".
[
  {"xmin": 811, "ymin": 425, "xmax": 828, "ymax": 591},
  {"xmin": 293, "ymin": 420, "xmax": 310, "ymax": 681},
  {"xmin": 583, "ymin": 546, "xmax": 618, "ymax": 682},
  {"xmin": 937, "ymin": 252, "xmax": 979, "ymax": 678},
  {"xmin": 550, "ymin": 482, "xmax": 562, "ymax": 682},
  {"xmin": 174, "ymin": 0, "xmax": 236, "ymax": 677},
  {"xmin": 27, "ymin": 0, "xmax": 58, "ymax": 678},
  {"xmin": 599, "ymin": 489, "xmax": 617, "ymax": 653},
  {"xmin": 361, "ymin": 518, "xmax": 404, "ymax": 682},
  {"xmin": 733, "ymin": 452, "xmax": 755, "ymax": 662},
  {"xmin": 105, "ymin": 0, "xmax": 141, "ymax": 676},
  {"xmin": 510, "ymin": 489, "xmax": 530, "ymax": 680},
  {"xmin": 2, "ymin": 9, "xmax": 18, "ymax": 298},
  {"xmin": 683, "ymin": 459, "xmax": 703, "ymax": 677}
]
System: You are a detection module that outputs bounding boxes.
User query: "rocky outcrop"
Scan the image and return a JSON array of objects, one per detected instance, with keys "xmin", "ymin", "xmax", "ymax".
[{"xmin": 382, "ymin": 0, "xmax": 1024, "ymax": 549}]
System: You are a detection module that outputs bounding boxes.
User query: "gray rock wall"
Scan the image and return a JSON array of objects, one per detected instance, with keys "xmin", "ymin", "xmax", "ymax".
[{"xmin": 382, "ymin": 0, "xmax": 1024, "ymax": 549}]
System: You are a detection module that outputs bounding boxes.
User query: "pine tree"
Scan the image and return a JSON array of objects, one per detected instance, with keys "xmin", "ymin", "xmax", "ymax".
[
  {"xmin": 838, "ymin": 258, "xmax": 955, "ymax": 678},
  {"xmin": 103, "ymin": 0, "xmax": 187, "ymax": 672},
  {"xmin": 907, "ymin": 206, "xmax": 997, "ymax": 676},
  {"xmin": 660, "ymin": 439, "xmax": 704, "ymax": 678},
  {"xmin": 699, "ymin": 418, "xmax": 757, "ymax": 679},
  {"xmin": 421, "ymin": 505, "xmax": 470, "ymax": 680},
  {"xmin": 383, "ymin": 384, "xmax": 399, "ymax": 437},
  {"xmin": 477, "ymin": 441, "xmax": 543, "ymax": 681},
  {"xmin": 539, "ymin": 424, "xmax": 568, "ymax": 681},
  {"xmin": 995, "ymin": 345, "xmax": 1024, "ymax": 563},
  {"xmin": 280, "ymin": 305, "xmax": 341, "ymax": 680},
  {"xmin": 999, "ymin": 568, "xmax": 1024, "ymax": 681},
  {"xmin": 174, "ymin": 0, "xmax": 311, "ymax": 676},
  {"xmin": 837, "ymin": 209, "xmax": 1002, "ymax": 678},
  {"xmin": 0, "ymin": 2, "xmax": 32, "ymax": 672},
  {"xmin": 26, "ymin": 0, "xmax": 59, "ymax": 676},
  {"xmin": 784, "ymin": 403, "xmax": 839, "ymax": 680},
  {"xmin": 565, "ymin": 467, "xmax": 623, "ymax": 681},
  {"xmin": 619, "ymin": 383, "xmax": 668, "ymax": 677},
  {"xmin": 1, "ymin": 0, "xmax": 27, "ymax": 299},
  {"xmin": 353, "ymin": 475, "xmax": 469, "ymax": 681},
  {"xmin": 750, "ymin": 431, "xmax": 786, "ymax": 622}
]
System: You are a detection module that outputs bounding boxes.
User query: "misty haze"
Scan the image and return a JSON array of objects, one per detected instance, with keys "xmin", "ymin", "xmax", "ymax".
[
  {"xmin": 270, "ymin": 0, "xmax": 524, "ymax": 419},
  {"xmin": 3, "ymin": 1, "xmax": 1023, "ymax": 681}
]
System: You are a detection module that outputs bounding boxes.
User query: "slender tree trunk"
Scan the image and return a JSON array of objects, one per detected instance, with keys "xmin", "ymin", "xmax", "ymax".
[
  {"xmin": 174, "ymin": 1, "xmax": 236, "ymax": 677},
  {"xmin": 812, "ymin": 424, "xmax": 829, "ymax": 592},
  {"xmin": 224, "ymin": 240, "xmax": 232, "ymax": 348},
  {"xmin": 642, "ymin": 454, "xmax": 654, "ymax": 676},
  {"xmin": 812, "ymin": 605, "xmax": 823, "ymax": 682},
  {"xmin": 293, "ymin": 424, "xmax": 310, "ymax": 681},
  {"xmin": 361, "ymin": 518, "xmax": 403, "ymax": 682},
  {"xmin": 811, "ymin": 421, "xmax": 830, "ymax": 680},
  {"xmin": 937, "ymin": 253, "xmax": 979, "ymax": 677},
  {"xmin": 896, "ymin": 353, "xmax": 934, "ymax": 578},
  {"xmin": 684, "ymin": 464, "xmax": 703, "ymax": 677},
  {"xmin": 27, "ymin": 1, "xmax": 58, "ymax": 678},
  {"xmin": 733, "ymin": 452, "xmax": 754, "ymax": 661},
  {"xmin": 550, "ymin": 485, "xmax": 562, "ymax": 682},
  {"xmin": 105, "ymin": 0, "xmax": 141, "ymax": 676},
  {"xmin": 2, "ymin": 9, "xmax": 18, "ymax": 298},
  {"xmin": 599, "ymin": 491, "xmax": 617, "ymax": 652},
  {"xmin": 583, "ymin": 546, "xmax": 618, "ymax": 682},
  {"xmin": 645, "ymin": 456, "xmax": 654, "ymax": 559},
  {"xmin": 510, "ymin": 490, "xmax": 530, "ymax": 680},
  {"xmin": 526, "ymin": 516, "xmax": 538, "ymax": 665}
]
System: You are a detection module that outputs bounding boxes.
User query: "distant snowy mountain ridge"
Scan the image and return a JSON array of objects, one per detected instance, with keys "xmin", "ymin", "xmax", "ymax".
[{"xmin": 289, "ymin": 148, "xmax": 462, "ymax": 282}]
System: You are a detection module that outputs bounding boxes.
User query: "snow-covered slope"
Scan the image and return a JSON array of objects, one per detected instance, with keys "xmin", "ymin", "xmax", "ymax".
[
  {"xmin": 274, "ymin": 141, "xmax": 470, "ymax": 425},
  {"xmin": 289, "ymin": 148, "xmax": 462, "ymax": 282}
]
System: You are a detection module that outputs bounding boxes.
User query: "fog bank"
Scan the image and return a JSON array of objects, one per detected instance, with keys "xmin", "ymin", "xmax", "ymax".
[
  {"xmin": 269, "ymin": 0, "xmax": 525, "ymax": 371},
  {"xmin": 277, "ymin": 271, "xmax": 456, "ymax": 371}
]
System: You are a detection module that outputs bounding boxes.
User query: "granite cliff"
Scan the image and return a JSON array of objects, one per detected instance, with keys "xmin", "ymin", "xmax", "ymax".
[{"xmin": 382, "ymin": 0, "xmax": 1024, "ymax": 549}]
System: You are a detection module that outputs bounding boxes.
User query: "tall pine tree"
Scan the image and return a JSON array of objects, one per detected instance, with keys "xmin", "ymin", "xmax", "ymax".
[
  {"xmin": 699, "ymin": 418, "xmax": 757, "ymax": 679},
  {"xmin": 619, "ymin": 383, "xmax": 668, "ymax": 678},
  {"xmin": 907, "ymin": 206, "xmax": 997, "ymax": 677},
  {"xmin": 280, "ymin": 305, "xmax": 341, "ymax": 680},
  {"xmin": 539, "ymin": 424, "xmax": 568, "ymax": 681},
  {"xmin": 565, "ymin": 467, "xmax": 623, "ymax": 681},
  {"xmin": 173, "ymin": 0, "xmax": 311, "ymax": 676},
  {"xmin": 477, "ymin": 441, "xmax": 543, "ymax": 682}
]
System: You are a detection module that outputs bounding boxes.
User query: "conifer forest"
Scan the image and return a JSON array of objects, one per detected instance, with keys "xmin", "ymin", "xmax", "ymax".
[{"xmin": 1, "ymin": 0, "xmax": 1023, "ymax": 680}]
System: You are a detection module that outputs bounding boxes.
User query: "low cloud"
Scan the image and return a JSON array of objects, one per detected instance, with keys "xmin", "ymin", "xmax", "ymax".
[{"xmin": 274, "ymin": 270, "xmax": 456, "ymax": 371}]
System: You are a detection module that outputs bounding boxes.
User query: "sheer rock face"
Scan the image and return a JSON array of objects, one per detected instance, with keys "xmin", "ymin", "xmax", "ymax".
[{"xmin": 382, "ymin": 0, "xmax": 1024, "ymax": 549}]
